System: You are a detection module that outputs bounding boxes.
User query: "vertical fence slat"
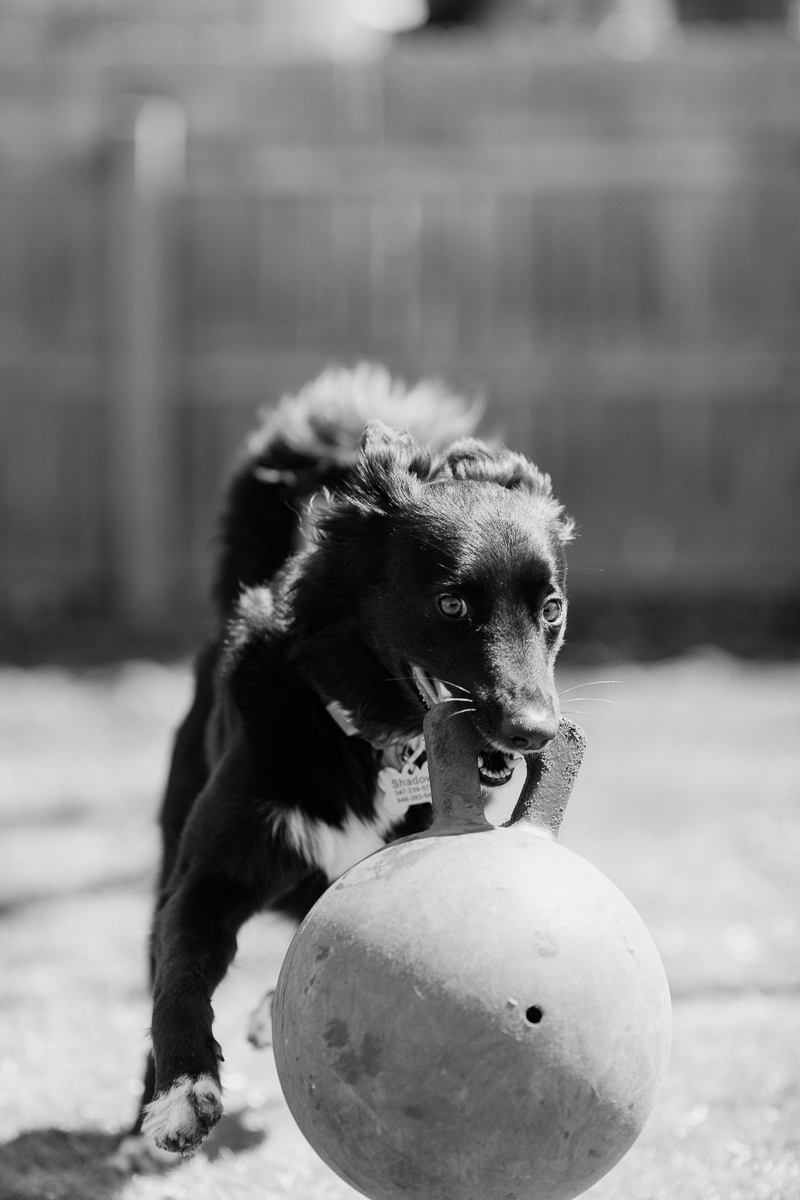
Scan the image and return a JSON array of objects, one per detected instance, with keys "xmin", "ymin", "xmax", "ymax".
[
  {"xmin": 108, "ymin": 97, "xmax": 186, "ymax": 624},
  {"xmin": 492, "ymin": 195, "xmax": 535, "ymax": 359},
  {"xmin": 257, "ymin": 196, "xmax": 301, "ymax": 351},
  {"xmin": 330, "ymin": 196, "xmax": 372, "ymax": 359},
  {"xmin": 368, "ymin": 197, "xmax": 422, "ymax": 360}
]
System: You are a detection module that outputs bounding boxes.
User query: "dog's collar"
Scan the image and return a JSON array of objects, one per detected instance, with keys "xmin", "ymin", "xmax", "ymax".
[
  {"xmin": 325, "ymin": 699, "xmax": 431, "ymax": 814},
  {"xmin": 325, "ymin": 699, "xmax": 363, "ymax": 739},
  {"xmin": 325, "ymin": 698, "xmax": 403, "ymax": 752}
]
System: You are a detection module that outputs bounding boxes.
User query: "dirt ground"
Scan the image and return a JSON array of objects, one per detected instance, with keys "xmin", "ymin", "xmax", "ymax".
[{"xmin": 0, "ymin": 653, "xmax": 798, "ymax": 1200}]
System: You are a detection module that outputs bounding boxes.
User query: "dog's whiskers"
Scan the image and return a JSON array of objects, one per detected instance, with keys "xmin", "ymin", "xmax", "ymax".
[
  {"xmin": 559, "ymin": 709, "xmax": 613, "ymax": 727},
  {"xmin": 560, "ymin": 697, "xmax": 619, "ymax": 706},
  {"xmin": 558, "ymin": 680, "xmax": 620, "ymax": 697},
  {"xmin": 436, "ymin": 678, "xmax": 472, "ymax": 696},
  {"xmin": 384, "ymin": 674, "xmax": 473, "ymax": 698},
  {"xmin": 442, "ymin": 705, "xmax": 477, "ymax": 724}
]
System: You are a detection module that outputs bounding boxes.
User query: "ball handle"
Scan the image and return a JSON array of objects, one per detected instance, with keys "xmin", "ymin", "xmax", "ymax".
[
  {"xmin": 506, "ymin": 718, "xmax": 586, "ymax": 839},
  {"xmin": 422, "ymin": 705, "xmax": 586, "ymax": 839}
]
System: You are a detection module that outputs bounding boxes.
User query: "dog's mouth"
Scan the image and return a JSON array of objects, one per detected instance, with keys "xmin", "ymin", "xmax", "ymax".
[
  {"xmin": 408, "ymin": 663, "xmax": 521, "ymax": 789},
  {"xmin": 476, "ymin": 748, "xmax": 520, "ymax": 787}
]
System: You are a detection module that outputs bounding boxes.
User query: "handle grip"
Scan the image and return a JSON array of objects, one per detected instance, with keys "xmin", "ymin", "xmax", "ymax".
[{"xmin": 422, "ymin": 705, "xmax": 585, "ymax": 838}]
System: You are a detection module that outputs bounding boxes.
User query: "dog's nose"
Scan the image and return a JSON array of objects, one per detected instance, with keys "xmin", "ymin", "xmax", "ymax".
[{"xmin": 500, "ymin": 712, "xmax": 559, "ymax": 752}]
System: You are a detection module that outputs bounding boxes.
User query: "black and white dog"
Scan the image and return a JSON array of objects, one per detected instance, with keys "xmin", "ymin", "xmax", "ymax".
[{"xmin": 128, "ymin": 364, "xmax": 574, "ymax": 1156}]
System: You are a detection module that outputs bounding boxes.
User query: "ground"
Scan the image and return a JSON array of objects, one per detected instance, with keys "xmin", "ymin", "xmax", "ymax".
[{"xmin": 0, "ymin": 652, "xmax": 798, "ymax": 1200}]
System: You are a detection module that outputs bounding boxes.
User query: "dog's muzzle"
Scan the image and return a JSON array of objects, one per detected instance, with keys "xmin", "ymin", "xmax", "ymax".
[{"xmin": 409, "ymin": 663, "xmax": 522, "ymax": 788}]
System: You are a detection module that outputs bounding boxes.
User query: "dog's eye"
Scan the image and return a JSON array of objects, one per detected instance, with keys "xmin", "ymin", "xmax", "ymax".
[
  {"xmin": 541, "ymin": 598, "xmax": 564, "ymax": 625},
  {"xmin": 437, "ymin": 594, "xmax": 468, "ymax": 619}
]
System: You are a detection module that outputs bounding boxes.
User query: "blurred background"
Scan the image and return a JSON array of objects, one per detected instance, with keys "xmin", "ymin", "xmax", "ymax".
[{"xmin": 1, "ymin": 0, "xmax": 799, "ymax": 662}]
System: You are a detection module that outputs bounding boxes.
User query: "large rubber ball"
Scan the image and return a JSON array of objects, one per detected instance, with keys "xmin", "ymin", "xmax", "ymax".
[{"xmin": 272, "ymin": 822, "xmax": 671, "ymax": 1200}]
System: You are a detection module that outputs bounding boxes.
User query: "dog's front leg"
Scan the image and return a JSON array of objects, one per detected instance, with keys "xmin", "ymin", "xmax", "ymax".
[{"xmin": 143, "ymin": 873, "xmax": 256, "ymax": 1155}]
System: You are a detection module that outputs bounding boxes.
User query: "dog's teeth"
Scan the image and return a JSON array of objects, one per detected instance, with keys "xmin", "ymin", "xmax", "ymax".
[{"xmin": 410, "ymin": 664, "xmax": 444, "ymax": 709}]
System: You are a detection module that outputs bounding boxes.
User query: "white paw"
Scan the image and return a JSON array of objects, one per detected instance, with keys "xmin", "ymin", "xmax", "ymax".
[
  {"xmin": 247, "ymin": 989, "xmax": 275, "ymax": 1048},
  {"xmin": 141, "ymin": 1074, "xmax": 222, "ymax": 1155}
]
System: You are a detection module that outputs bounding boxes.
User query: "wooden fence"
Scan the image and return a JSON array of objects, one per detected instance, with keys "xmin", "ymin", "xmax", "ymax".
[{"xmin": 1, "ymin": 35, "xmax": 799, "ymax": 632}]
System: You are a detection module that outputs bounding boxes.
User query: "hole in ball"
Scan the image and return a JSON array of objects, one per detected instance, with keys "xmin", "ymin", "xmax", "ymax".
[{"xmin": 525, "ymin": 1005, "xmax": 544, "ymax": 1025}]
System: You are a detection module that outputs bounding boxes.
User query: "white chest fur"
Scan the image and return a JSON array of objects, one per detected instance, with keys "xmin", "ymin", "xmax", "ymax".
[{"xmin": 278, "ymin": 807, "xmax": 400, "ymax": 882}]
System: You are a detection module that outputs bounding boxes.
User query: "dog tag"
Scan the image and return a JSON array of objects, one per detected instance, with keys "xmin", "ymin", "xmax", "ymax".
[{"xmin": 377, "ymin": 737, "xmax": 431, "ymax": 816}]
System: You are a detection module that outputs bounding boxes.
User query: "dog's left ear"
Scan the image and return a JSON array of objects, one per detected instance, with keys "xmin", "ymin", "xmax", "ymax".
[
  {"xmin": 438, "ymin": 437, "xmax": 550, "ymax": 492},
  {"xmin": 440, "ymin": 438, "xmax": 576, "ymax": 544}
]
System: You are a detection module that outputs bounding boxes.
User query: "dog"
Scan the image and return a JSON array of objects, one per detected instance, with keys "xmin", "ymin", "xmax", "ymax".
[{"xmin": 127, "ymin": 363, "xmax": 575, "ymax": 1158}]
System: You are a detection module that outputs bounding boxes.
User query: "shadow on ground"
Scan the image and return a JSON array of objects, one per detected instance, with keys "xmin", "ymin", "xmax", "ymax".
[{"xmin": 0, "ymin": 1114, "xmax": 266, "ymax": 1200}]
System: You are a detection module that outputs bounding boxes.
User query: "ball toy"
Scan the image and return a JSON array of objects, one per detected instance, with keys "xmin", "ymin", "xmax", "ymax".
[{"xmin": 272, "ymin": 705, "xmax": 671, "ymax": 1200}]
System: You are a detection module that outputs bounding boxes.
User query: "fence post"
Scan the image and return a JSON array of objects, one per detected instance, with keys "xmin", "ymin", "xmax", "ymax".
[{"xmin": 107, "ymin": 95, "xmax": 186, "ymax": 626}]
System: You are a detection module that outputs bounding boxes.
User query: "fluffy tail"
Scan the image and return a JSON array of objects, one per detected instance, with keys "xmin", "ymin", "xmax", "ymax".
[{"xmin": 212, "ymin": 364, "xmax": 482, "ymax": 618}]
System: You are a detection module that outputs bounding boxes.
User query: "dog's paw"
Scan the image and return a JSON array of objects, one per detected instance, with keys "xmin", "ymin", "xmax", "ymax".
[
  {"xmin": 106, "ymin": 1134, "xmax": 177, "ymax": 1174},
  {"xmin": 141, "ymin": 1074, "xmax": 222, "ymax": 1155},
  {"xmin": 247, "ymin": 988, "xmax": 275, "ymax": 1048}
]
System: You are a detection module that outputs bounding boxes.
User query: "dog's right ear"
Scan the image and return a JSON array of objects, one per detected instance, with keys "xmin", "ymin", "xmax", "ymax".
[
  {"xmin": 288, "ymin": 423, "xmax": 431, "ymax": 638},
  {"xmin": 346, "ymin": 420, "xmax": 433, "ymax": 514},
  {"xmin": 361, "ymin": 420, "xmax": 432, "ymax": 480}
]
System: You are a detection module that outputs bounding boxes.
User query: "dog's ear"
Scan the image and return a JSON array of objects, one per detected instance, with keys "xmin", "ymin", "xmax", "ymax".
[
  {"xmin": 288, "ymin": 423, "xmax": 432, "ymax": 637},
  {"xmin": 551, "ymin": 511, "xmax": 576, "ymax": 545},
  {"xmin": 439, "ymin": 438, "xmax": 576, "ymax": 545},
  {"xmin": 438, "ymin": 437, "xmax": 551, "ymax": 491},
  {"xmin": 322, "ymin": 420, "xmax": 432, "ymax": 519},
  {"xmin": 358, "ymin": 420, "xmax": 433, "ymax": 488},
  {"xmin": 305, "ymin": 421, "xmax": 430, "ymax": 549}
]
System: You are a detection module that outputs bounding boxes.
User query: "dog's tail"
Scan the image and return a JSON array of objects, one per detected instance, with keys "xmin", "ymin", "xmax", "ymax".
[{"xmin": 212, "ymin": 363, "xmax": 482, "ymax": 618}]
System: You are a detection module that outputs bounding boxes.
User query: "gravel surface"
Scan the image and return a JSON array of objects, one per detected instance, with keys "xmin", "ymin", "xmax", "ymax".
[{"xmin": 0, "ymin": 653, "xmax": 798, "ymax": 1200}]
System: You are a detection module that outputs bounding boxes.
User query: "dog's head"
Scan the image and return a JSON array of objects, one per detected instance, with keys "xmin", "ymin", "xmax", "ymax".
[{"xmin": 289, "ymin": 422, "xmax": 575, "ymax": 786}]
